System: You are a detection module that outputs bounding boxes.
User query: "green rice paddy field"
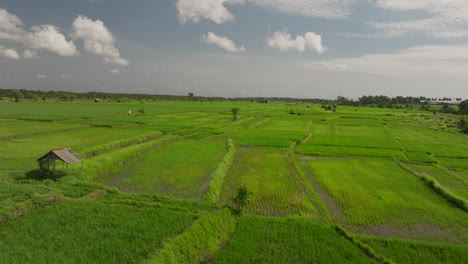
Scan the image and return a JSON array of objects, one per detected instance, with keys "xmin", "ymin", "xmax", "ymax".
[{"xmin": 0, "ymin": 101, "xmax": 467, "ymax": 263}]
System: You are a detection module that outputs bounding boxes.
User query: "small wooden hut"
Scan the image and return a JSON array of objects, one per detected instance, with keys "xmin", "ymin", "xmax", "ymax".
[{"xmin": 37, "ymin": 148, "xmax": 82, "ymax": 174}]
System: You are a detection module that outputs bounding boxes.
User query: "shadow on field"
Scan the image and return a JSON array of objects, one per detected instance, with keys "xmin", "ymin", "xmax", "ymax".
[{"xmin": 23, "ymin": 169, "xmax": 66, "ymax": 181}]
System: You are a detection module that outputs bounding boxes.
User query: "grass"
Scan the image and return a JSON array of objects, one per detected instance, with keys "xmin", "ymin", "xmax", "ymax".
[
  {"xmin": 359, "ymin": 236, "xmax": 468, "ymax": 264},
  {"xmin": 296, "ymin": 144, "xmax": 405, "ymax": 159},
  {"xmin": 105, "ymin": 140, "xmax": 226, "ymax": 199},
  {"xmin": 407, "ymin": 163, "xmax": 468, "ymax": 199},
  {"xmin": 211, "ymin": 216, "xmax": 379, "ymax": 264},
  {"xmin": 218, "ymin": 147, "xmax": 319, "ymax": 217},
  {"xmin": 303, "ymin": 158, "xmax": 468, "ymax": 243},
  {"xmin": 77, "ymin": 135, "xmax": 177, "ymax": 181},
  {"xmin": 0, "ymin": 119, "xmax": 83, "ymax": 138},
  {"xmin": 0, "ymin": 200, "xmax": 195, "ymax": 264}
]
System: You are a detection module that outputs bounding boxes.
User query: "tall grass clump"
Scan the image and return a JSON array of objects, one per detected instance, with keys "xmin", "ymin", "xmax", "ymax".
[
  {"xmin": 76, "ymin": 135, "xmax": 177, "ymax": 181},
  {"xmin": 80, "ymin": 131, "xmax": 163, "ymax": 158},
  {"xmin": 147, "ymin": 208, "xmax": 237, "ymax": 264},
  {"xmin": 203, "ymin": 139, "xmax": 235, "ymax": 203},
  {"xmin": 333, "ymin": 225, "xmax": 395, "ymax": 264}
]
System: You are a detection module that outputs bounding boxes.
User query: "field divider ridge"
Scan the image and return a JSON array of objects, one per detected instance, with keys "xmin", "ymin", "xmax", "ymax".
[
  {"xmin": 203, "ymin": 139, "xmax": 236, "ymax": 204},
  {"xmin": 145, "ymin": 208, "xmax": 237, "ymax": 264},
  {"xmin": 80, "ymin": 131, "xmax": 164, "ymax": 158}
]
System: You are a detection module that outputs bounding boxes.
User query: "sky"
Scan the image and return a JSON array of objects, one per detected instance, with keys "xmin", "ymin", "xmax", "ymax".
[{"xmin": 0, "ymin": 0, "xmax": 467, "ymax": 99}]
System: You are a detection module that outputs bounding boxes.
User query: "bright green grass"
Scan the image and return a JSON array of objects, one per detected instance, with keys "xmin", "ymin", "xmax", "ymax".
[
  {"xmin": 407, "ymin": 164, "xmax": 468, "ymax": 199},
  {"xmin": 218, "ymin": 147, "xmax": 318, "ymax": 217},
  {"xmin": 406, "ymin": 151, "xmax": 438, "ymax": 163},
  {"xmin": 221, "ymin": 128, "xmax": 306, "ymax": 147},
  {"xmin": 306, "ymin": 134, "xmax": 401, "ymax": 149},
  {"xmin": 296, "ymin": 144, "xmax": 405, "ymax": 159},
  {"xmin": 0, "ymin": 119, "xmax": 82, "ymax": 138},
  {"xmin": 438, "ymin": 157, "xmax": 468, "ymax": 169},
  {"xmin": 211, "ymin": 216, "xmax": 378, "ymax": 264},
  {"xmin": 106, "ymin": 140, "xmax": 226, "ymax": 199},
  {"xmin": 389, "ymin": 123, "xmax": 468, "ymax": 158},
  {"xmin": 359, "ymin": 236, "xmax": 468, "ymax": 264},
  {"xmin": 304, "ymin": 158, "xmax": 468, "ymax": 243},
  {"xmin": 0, "ymin": 200, "xmax": 195, "ymax": 264}
]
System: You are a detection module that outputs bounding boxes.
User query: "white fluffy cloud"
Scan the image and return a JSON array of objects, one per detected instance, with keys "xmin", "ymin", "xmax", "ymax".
[
  {"xmin": 202, "ymin": 32, "xmax": 245, "ymax": 52},
  {"xmin": 60, "ymin": 74, "xmax": 71, "ymax": 79},
  {"xmin": 177, "ymin": 0, "xmax": 234, "ymax": 24},
  {"xmin": 35, "ymin": 74, "xmax": 47, "ymax": 79},
  {"xmin": 0, "ymin": 46, "xmax": 20, "ymax": 60},
  {"xmin": 268, "ymin": 31, "xmax": 326, "ymax": 53},
  {"xmin": 27, "ymin": 25, "xmax": 78, "ymax": 56},
  {"xmin": 71, "ymin": 15, "xmax": 129, "ymax": 66},
  {"xmin": 0, "ymin": 9, "xmax": 78, "ymax": 56},
  {"xmin": 109, "ymin": 69, "xmax": 120, "ymax": 74},
  {"xmin": 371, "ymin": 0, "xmax": 468, "ymax": 38}
]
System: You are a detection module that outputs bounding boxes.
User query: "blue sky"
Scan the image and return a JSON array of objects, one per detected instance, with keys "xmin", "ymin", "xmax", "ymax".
[{"xmin": 0, "ymin": 0, "xmax": 467, "ymax": 99}]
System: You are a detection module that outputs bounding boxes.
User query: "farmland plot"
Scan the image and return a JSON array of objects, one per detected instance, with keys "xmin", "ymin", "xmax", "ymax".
[
  {"xmin": 0, "ymin": 119, "xmax": 83, "ymax": 138},
  {"xmin": 0, "ymin": 200, "xmax": 195, "ymax": 264},
  {"xmin": 360, "ymin": 236, "xmax": 468, "ymax": 264},
  {"xmin": 218, "ymin": 147, "xmax": 319, "ymax": 217},
  {"xmin": 211, "ymin": 216, "xmax": 378, "ymax": 264},
  {"xmin": 302, "ymin": 158, "xmax": 468, "ymax": 244},
  {"xmin": 105, "ymin": 140, "xmax": 226, "ymax": 199}
]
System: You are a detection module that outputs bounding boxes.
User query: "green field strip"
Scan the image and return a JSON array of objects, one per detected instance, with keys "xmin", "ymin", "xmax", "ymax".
[
  {"xmin": 78, "ymin": 135, "xmax": 179, "ymax": 182},
  {"xmin": 397, "ymin": 161, "xmax": 468, "ymax": 212},
  {"xmin": 358, "ymin": 235, "xmax": 468, "ymax": 264},
  {"xmin": 304, "ymin": 158, "xmax": 468, "ymax": 244},
  {"xmin": 437, "ymin": 157, "xmax": 468, "ymax": 169},
  {"xmin": 405, "ymin": 163, "xmax": 468, "ymax": 199},
  {"xmin": 211, "ymin": 216, "xmax": 379, "ymax": 264},
  {"xmin": 218, "ymin": 147, "xmax": 320, "ymax": 217},
  {"xmin": 296, "ymin": 144, "xmax": 406, "ymax": 159},
  {"xmin": 0, "ymin": 200, "xmax": 196, "ymax": 264},
  {"xmin": 79, "ymin": 131, "xmax": 164, "ymax": 158},
  {"xmin": 103, "ymin": 140, "xmax": 226, "ymax": 199}
]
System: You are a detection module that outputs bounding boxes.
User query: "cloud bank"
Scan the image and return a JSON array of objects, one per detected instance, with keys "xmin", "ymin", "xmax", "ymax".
[
  {"xmin": 371, "ymin": 0, "xmax": 468, "ymax": 38},
  {"xmin": 0, "ymin": 9, "xmax": 78, "ymax": 56},
  {"xmin": 177, "ymin": 0, "xmax": 357, "ymax": 24},
  {"xmin": 202, "ymin": 32, "xmax": 245, "ymax": 52}
]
